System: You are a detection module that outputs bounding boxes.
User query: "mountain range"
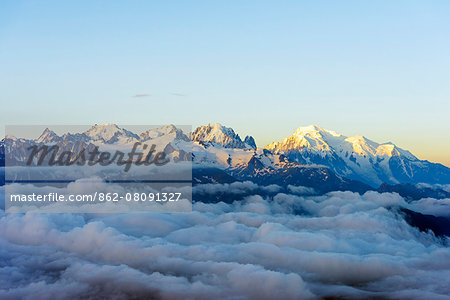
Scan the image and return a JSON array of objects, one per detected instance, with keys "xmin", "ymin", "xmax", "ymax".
[
  {"xmin": 265, "ymin": 125, "xmax": 450, "ymax": 186},
  {"xmin": 2, "ymin": 123, "xmax": 450, "ymax": 197}
]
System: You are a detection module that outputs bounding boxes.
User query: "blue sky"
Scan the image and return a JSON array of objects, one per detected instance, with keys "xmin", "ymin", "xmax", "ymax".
[{"xmin": 1, "ymin": 1, "xmax": 449, "ymax": 165}]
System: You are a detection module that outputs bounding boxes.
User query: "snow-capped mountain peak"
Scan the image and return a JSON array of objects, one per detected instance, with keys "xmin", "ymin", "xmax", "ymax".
[
  {"xmin": 293, "ymin": 124, "xmax": 341, "ymax": 137},
  {"xmin": 267, "ymin": 125, "xmax": 414, "ymax": 159},
  {"xmin": 264, "ymin": 125, "xmax": 434, "ymax": 186},
  {"xmin": 36, "ymin": 128, "xmax": 60, "ymax": 143},
  {"xmin": 192, "ymin": 123, "xmax": 256, "ymax": 149},
  {"xmin": 140, "ymin": 124, "xmax": 185, "ymax": 141},
  {"xmin": 3, "ymin": 134, "xmax": 17, "ymax": 141},
  {"xmin": 266, "ymin": 125, "xmax": 342, "ymax": 154},
  {"xmin": 84, "ymin": 124, "xmax": 139, "ymax": 143}
]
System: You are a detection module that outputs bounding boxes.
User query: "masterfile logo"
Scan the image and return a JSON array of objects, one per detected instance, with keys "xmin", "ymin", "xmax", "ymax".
[{"xmin": 4, "ymin": 125, "xmax": 192, "ymax": 213}]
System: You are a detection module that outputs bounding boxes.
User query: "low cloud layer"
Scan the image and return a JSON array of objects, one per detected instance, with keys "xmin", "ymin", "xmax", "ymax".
[{"xmin": 1, "ymin": 185, "xmax": 450, "ymax": 299}]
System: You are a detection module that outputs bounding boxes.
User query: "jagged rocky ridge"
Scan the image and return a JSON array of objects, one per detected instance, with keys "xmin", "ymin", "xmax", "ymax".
[{"xmin": 192, "ymin": 123, "xmax": 256, "ymax": 149}]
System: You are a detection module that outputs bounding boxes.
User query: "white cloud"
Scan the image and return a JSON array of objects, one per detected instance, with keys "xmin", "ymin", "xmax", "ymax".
[{"xmin": 0, "ymin": 188, "xmax": 449, "ymax": 299}]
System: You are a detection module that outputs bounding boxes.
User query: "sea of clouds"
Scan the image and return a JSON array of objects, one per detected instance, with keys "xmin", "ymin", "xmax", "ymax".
[{"xmin": 1, "ymin": 182, "xmax": 450, "ymax": 300}]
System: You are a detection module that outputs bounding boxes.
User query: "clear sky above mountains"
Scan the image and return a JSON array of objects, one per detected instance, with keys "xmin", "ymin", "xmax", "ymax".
[{"xmin": 1, "ymin": 1, "xmax": 449, "ymax": 166}]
